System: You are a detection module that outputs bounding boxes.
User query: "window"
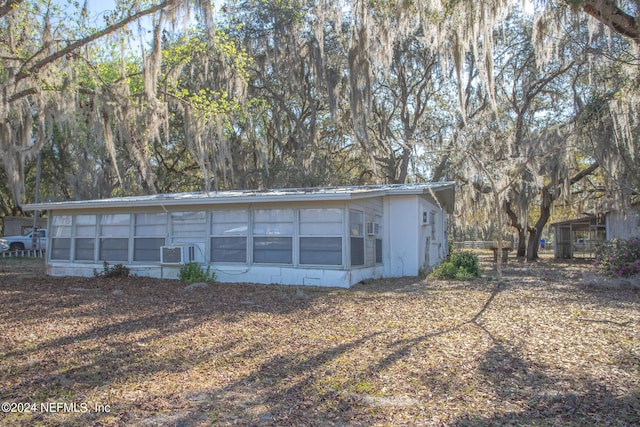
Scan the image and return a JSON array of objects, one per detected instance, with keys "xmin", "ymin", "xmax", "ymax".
[
  {"xmin": 99, "ymin": 214, "xmax": 130, "ymax": 261},
  {"xmin": 171, "ymin": 211, "xmax": 206, "ymax": 239},
  {"xmin": 50, "ymin": 215, "xmax": 72, "ymax": 260},
  {"xmin": 74, "ymin": 215, "xmax": 96, "ymax": 261},
  {"xmin": 430, "ymin": 211, "xmax": 437, "ymax": 240},
  {"xmin": 299, "ymin": 208, "xmax": 342, "ymax": 265},
  {"xmin": 374, "ymin": 215, "xmax": 382, "ymax": 264},
  {"xmin": 170, "ymin": 211, "xmax": 206, "ymax": 261},
  {"xmin": 211, "ymin": 210, "xmax": 248, "ymax": 263},
  {"xmin": 350, "ymin": 210, "xmax": 364, "ymax": 266},
  {"xmin": 253, "ymin": 209, "xmax": 293, "ymax": 264},
  {"xmin": 134, "ymin": 213, "xmax": 166, "ymax": 262}
]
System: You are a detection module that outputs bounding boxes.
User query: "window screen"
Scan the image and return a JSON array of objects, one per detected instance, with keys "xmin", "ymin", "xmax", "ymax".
[
  {"xmin": 50, "ymin": 215, "xmax": 72, "ymax": 260},
  {"xmin": 134, "ymin": 213, "xmax": 166, "ymax": 262},
  {"xmin": 74, "ymin": 215, "xmax": 96, "ymax": 261},
  {"xmin": 253, "ymin": 236, "xmax": 292, "ymax": 264},
  {"xmin": 300, "ymin": 237, "xmax": 342, "ymax": 265},
  {"xmin": 430, "ymin": 211, "xmax": 437, "ymax": 240},
  {"xmin": 375, "ymin": 215, "xmax": 383, "ymax": 264},
  {"xmin": 99, "ymin": 214, "xmax": 130, "ymax": 261},
  {"xmin": 350, "ymin": 210, "xmax": 365, "ymax": 266},
  {"xmin": 211, "ymin": 210, "xmax": 248, "ymax": 263},
  {"xmin": 299, "ymin": 209, "xmax": 342, "ymax": 265},
  {"xmin": 253, "ymin": 209, "xmax": 293, "ymax": 264},
  {"xmin": 171, "ymin": 211, "xmax": 206, "ymax": 238}
]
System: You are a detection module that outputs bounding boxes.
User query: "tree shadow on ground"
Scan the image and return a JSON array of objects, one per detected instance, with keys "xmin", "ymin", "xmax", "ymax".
[
  {"xmin": 73, "ymin": 283, "xmax": 510, "ymax": 426},
  {"xmin": 462, "ymin": 336, "xmax": 640, "ymax": 426},
  {"xmin": 2, "ymin": 259, "xmax": 638, "ymax": 426}
]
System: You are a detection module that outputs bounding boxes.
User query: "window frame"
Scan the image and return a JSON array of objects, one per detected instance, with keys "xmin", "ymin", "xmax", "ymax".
[
  {"xmin": 374, "ymin": 214, "xmax": 383, "ymax": 265},
  {"xmin": 252, "ymin": 209, "xmax": 294, "ymax": 265},
  {"xmin": 349, "ymin": 209, "xmax": 365, "ymax": 267},
  {"xmin": 99, "ymin": 214, "xmax": 131, "ymax": 262},
  {"xmin": 298, "ymin": 208, "xmax": 343, "ymax": 266},
  {"xmin": 72, "ymin": 214, "xmax": 97, "ymax": 262},
  {"xmin": 210, "ymin": 209, "xmax": 249, "ymax": 264},
  {"xmin": 50, "ymin": 215, "xmax": 72, "ymax": 261},
  {"xmin": 133, "ymin": 213, "xmax": 167, "ymax": 262}
]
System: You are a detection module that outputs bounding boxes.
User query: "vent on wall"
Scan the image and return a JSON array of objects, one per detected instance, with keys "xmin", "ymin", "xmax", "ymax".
[
  {"xmin": 422, "ymin": 211, "xmax": 436, "ymax": 226},
  {"xmin": 160, "ymin": 246, "xmax": 195, "ymax": 264}
]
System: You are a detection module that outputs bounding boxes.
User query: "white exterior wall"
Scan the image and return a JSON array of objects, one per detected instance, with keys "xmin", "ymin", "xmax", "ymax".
[
  {"xmin": 420, "ymin": 196, "xmax": 447, "ymax": 273},
  {"xmin": 384, "ymin": 195, "xmax": 420, "ymax": 277},
  {"xmin": 383, "ymin": 194, "xmax": 448, "ymax": 278}
]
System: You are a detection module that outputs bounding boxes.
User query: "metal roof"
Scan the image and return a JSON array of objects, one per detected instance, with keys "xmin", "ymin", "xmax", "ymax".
[{"xmin": 22, "ymin": 182, "xmax": 455, "ymax": 213}]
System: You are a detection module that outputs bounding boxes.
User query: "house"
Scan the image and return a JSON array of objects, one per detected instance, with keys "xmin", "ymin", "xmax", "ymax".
[{"xmin": 22, "ymin": 183, "xmax": 455, "ymax": 287}]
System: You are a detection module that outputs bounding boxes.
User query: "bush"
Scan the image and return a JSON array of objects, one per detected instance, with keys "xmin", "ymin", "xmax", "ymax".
[
  {"xmin": 94, "ymin": 262, "xmax": 130, "ymax": 278},
  {"xmin": 431, "ymin": 261, "xmax": 457, "ymax": 279},
  {"xmin": 455, "ymin": 266, "xmax": 476, "ymax": 281},
  {"xmin": 451, "ymin": 251, "xmax": 480, "ymax": 277},
  {"xmin": 178, "ymin": 262, "xmax": 216, "ymax": 283},
  {"xmin": 594, "ymin": 238, "xmax": 640, "ymax": 278},
  {"xmin": 430, "ymin": 250, "xmax": 480, "ymax": 281}
]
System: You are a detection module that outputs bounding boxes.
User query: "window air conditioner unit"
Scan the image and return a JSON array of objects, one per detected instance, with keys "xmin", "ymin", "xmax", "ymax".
[
  {"xmin": 161, "ymin": 245, "xmax": 195, "ymax": 264},
  {"xmin": 366, "ymin": 222, "xmax": 380, "ymax": 236}
]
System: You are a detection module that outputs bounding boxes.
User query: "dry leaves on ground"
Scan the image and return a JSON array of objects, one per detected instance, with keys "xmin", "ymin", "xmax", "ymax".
[{"xmin": 0, "ymin": 257, "xmax": 638, "ymax": 426}]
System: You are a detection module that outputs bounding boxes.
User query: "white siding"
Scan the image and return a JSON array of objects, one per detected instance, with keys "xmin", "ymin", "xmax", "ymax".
[{"xmin": 385, "ymin": 195, "xmax": 420, "ymax": 277}]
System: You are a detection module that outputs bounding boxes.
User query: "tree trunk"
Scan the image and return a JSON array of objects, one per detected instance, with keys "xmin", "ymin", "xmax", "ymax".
[
  {"xmin": 526, "ymin": 187, "xmax": 553, "ymax": 261},
  {"xmin": 504, "ymin": 200, "xmax": 526, "ymax": 258}
]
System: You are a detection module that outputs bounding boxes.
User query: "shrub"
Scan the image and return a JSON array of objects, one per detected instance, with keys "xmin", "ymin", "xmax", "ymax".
[
  {"xmin": 94, "ymin": 262, "xmax": 130, "ymax": 278},
  {"xmin": 451, "ymin": 251, "xmax": 480, "ymax": 277},
  {"xmin": 594, "ymin": 238, "xmax": 640, "ymax": 278},
  {"xmin": 431, "ymin": 261, "xmax": 457, "ymax": 279},
  {"xmin": 178, "ymin": 262, "xmax": 216, "ymax": 283},
  {"xmin": 430, "ymin": 250, "xmax": 480, "ymax": 281},
  {"xmin": 455, "ymin": 267, "xmax": 476, "ymax": 281}
]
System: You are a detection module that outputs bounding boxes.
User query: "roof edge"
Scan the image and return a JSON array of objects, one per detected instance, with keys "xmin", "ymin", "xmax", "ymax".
[{"xmin": 22, "ymin": 182, "xmax": 456, "ymax": 212}]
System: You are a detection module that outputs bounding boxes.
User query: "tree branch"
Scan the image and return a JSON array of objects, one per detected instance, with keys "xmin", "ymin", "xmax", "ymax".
[
  {"xmin": 16, "ymin": 0, "xmax": 179, "ymax": 82},
  {"xmin": 0, "ymin": 0, "xmax": 24, "ymax": 19},
  {"xmin": 582, "ymin": 0, "xmax": 640, "ymax": 43},
  {"xmin": 569, "ymin": 161, "xmax": 600, "ymax": 185}
]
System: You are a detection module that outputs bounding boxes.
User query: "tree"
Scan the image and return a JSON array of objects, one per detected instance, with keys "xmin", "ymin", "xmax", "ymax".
[
  {"xmin": 369, "ymin": 36, "xmax": 445, "ymax": 183},
  {"xmin": 2, "ymin": 0, "xmax": 639, "ymax": 212}
]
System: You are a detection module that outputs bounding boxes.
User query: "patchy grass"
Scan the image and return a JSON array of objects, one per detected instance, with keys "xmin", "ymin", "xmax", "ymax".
[{"xmin": 0, "ymin": 257, "xmax": 638, "ymax": 426}]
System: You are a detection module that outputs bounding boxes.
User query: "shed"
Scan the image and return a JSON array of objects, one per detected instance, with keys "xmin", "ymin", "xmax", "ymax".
[
  {"xmin": 551, "ymin": 216, "xmax": 606, "ymax": 259},
  {"xmin": 22, "ymin": 183, "xmax": 455, "ymax": 287}
]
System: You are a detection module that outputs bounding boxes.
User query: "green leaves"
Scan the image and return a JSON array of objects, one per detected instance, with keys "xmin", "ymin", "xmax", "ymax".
[
  {"xmin": 595, "ymin": 238, "xmax": 640, "ymax": 278},
  {"xmin": 431, "ymin": 250, "xmax": 481, "ymax": 280},
  {"xmin": 178, "ymin": 262, "xmax": 216, "ymax": 283}
]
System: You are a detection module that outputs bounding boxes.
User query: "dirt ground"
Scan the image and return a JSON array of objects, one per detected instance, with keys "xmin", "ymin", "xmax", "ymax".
[{"xmin": 0, "ymin": 256, "xmax": 638, "ymax": 426}]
